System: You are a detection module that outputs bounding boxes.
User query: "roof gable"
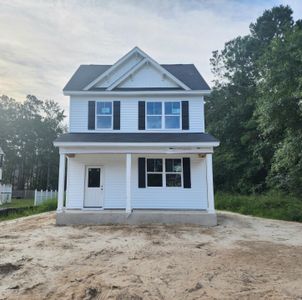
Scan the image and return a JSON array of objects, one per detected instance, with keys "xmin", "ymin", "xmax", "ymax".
[
  {"xmin": 114, "ymin": 61, "xmax": 180, "ymax": 89},
  {"xmin": 84, "ymin": 47, "xmax": 190, "ymax": 91},
  {"xmin": 63, "ymin": 48, "xmax": 211, "ymax": 92}
]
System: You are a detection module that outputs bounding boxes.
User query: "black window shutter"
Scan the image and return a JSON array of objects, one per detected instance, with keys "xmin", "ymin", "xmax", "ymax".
[
  {"xmin": 138, "ymin": 158, "xmax": 146, "ymax": 188},
  {"xmin": 138, "ymin": 101, "xmax": 145, "ymax": 130},
  {"xmin": 113, "ymin": 101, "xmax": 120, "ymax": 130},
  {"xmin": 88, "ymin": 101, "xmax": 95, "ymax": 130},
  {"xmin": 182, "ymin": 101, "xmax": 189, "ymax": 130},
  {"xmin": 183, "ymin": 157, "xmax": 191, "ymax": 188}
]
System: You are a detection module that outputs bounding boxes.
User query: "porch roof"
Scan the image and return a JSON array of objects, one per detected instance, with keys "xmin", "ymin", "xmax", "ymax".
[{"xmin": 54, "ymin": 132, "xmax": 219, "ymax": 145}]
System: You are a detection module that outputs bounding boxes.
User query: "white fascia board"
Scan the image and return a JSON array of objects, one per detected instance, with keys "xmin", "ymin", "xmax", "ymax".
[
  {"xmin": 83, "ymin": 47, "xmax": 143, "ymax": 91},
  {"xmin": 63, "ymin": 90, "xmax": 211, "ymax": 96},
  {"xmin": 59, "ymin": 146, "xmax": 215, "ymax": 155},
  {"xmin": 54, "ymin": 141, "xmax": 220, "ymax": 148}
]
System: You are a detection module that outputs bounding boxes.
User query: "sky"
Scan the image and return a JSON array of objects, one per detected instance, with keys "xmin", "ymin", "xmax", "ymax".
[{"xmin": 0, "ymin": 0, "xmax": 301, "ymax": 116}]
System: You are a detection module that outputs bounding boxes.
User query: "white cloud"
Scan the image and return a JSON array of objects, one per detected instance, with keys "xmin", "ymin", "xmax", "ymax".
[{"xmin": 0, "ymin": 0, "xmax": 300, "ymax": 117}]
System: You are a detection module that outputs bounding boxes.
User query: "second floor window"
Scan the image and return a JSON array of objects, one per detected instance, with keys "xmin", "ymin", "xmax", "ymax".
[
  {"xmin": 96, "ymin": 102, "xmax": 112, "ymax": 129},
  {"xmin": 147, "ymin": 102, "xmax": 162, "ymax": 129},
  {"xmin": 146, "ymin": 101, "xmax": 181, "ymax": 130}
]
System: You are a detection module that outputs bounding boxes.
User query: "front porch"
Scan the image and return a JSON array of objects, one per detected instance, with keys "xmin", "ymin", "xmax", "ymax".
[
  {"xmin": 56, "ymin": 145, "xmax": 217, "ymax": 226},
  {"xmin": 56, "ymin": 209, "xmax": 217, "ymax": 226}
]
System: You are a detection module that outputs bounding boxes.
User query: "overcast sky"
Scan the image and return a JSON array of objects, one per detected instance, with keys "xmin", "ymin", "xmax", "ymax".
[{"xmin": 0, "ymin": 0, "xmax": 301, "ymax": 115}]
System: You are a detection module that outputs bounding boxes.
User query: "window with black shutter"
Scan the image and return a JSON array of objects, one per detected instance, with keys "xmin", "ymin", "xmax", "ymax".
[
  {"xmin": 113, "ymin": 101, "xmax": 120, "ymax": 130},
  {"xmin": 138, "ymin": 157, "xmax": 146, "ymax": 188},
  {"xmin": 181, "ymin": 101, "xmax": 189, "ymax": 130},
  {"xmin": 138, "ymin": 101, "xmax": 145, "ymax": 130},
  {"xmin": 88, "ymin": 101, "xmax": 95, "ymax": 130},
  {"xmin": 183, "ymin": 157, "xmax": 191, "ymax": 188}
]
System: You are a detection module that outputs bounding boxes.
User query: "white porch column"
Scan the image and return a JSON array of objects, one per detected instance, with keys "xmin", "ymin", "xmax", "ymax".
[
  {"xmin": 57, "ymin": 153, "xmax": 66, "ymax": 211},
  {"xmin": 206, "ymin": 154, "xmax": 215, "ymax": 213},
  {"xmin": 126, "ymin": 153, "xmax": 132, "ymax": 213}
]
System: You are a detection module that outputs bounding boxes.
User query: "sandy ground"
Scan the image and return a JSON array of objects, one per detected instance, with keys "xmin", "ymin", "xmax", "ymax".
[{"xmin": 0, "ymin": 212, "xmax": 302, "ymax": 300}]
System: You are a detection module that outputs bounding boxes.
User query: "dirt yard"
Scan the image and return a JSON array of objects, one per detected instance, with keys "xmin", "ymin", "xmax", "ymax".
[{"xmin": 0, "ymin": 212, "xmax": 302, "ymax": 300}]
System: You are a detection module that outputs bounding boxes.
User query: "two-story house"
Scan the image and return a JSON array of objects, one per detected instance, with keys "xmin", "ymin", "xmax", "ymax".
[{"xmin": 54, "ymin": 47, "xmax": 219, "ymax": 226}]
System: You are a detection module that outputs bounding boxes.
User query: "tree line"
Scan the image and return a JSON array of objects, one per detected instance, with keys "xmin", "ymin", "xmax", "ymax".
[
  {"xmin": 206, "ymin": 5, "xmax": 302, "ymax": 196},
  {"xmin": 0, "ymin": 95, "xmax": 65, "ymax": 190}
]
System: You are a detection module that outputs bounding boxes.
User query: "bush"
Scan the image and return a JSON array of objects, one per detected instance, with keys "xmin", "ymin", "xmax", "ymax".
[
  {"xmin": 0, "ymin": 199, "xmax": 57, "ymax": 221},
  {"xmin": 215, "ymin": 191, "xmax": 302, "ymax": 222}
]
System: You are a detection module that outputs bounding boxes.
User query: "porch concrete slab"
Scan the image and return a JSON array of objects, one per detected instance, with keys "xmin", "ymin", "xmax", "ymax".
[{"xmin": 56, "ymin": 210, "xmax": 217, "ymax": 226}]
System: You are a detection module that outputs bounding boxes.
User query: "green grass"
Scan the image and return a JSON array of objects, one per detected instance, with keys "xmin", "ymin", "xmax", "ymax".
[
  {"xmin": 215, "ymin": 191, "xmax": 302, "ymax": 222},
  {"xmin": 0, "ymin": 199, "xmax": 57, "ymax": 221},
  {"xmin": 0, "ymin": 198, "xmax": 34, "ymax": 208}
]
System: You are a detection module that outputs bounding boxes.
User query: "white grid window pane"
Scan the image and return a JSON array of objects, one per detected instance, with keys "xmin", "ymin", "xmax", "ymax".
[
  {"xmin": 165, "ymin": 102, "xmax": 180, "ymax": 115},
  {"xmin": 165, "ymin": 116, "xmax": 180, "ymax": 129},
  {"xmin": 147, "ymin": 102, "xmax": 162, "ymax": 115},
  {"xmin": 97, "ymin": 102, "xmax": 112, "ymax": 115},
  {"xmin": 97, "ymin": 116, "xmax": 112, "ymax": 128},
  {"xmin": 147, "ymin": 116, "xmax": 162, "ymax": 129}
]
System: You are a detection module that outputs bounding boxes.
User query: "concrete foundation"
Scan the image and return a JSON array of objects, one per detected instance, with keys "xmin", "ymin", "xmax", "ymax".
[{"xmin": 56, "ymin": 209, "xmax": 217, "ymax": 226}]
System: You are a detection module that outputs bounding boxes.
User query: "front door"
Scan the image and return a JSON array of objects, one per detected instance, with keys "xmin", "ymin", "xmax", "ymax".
[{"xmin": 84, "ymin": 166, "xmax": 104, "ymax": 208}]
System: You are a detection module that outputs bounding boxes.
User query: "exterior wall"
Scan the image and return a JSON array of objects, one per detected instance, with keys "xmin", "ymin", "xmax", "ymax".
[
  {"xmin": 119, "ymin": 64, "xmax": 179, "ymax": 88},
  {"xmin": 66, "ymin": 153, "xmax": 208, "ymax": 210},
  {"xmin": 69, "ymin": 95, "xmax": 205, "ymax": 133},
  {"xmin": 131, "ymin": 154, "xmax": 208, "ymax": 209},
  {"xmin": 66, "ymin": 154, "xmax": 126, "ymax": 209}
]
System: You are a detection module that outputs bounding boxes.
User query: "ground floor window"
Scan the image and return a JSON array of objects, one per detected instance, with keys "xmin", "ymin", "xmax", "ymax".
[
  {"xmin": 146, "ymin": 158, "xmax": 182, "ymax": 187},
  {"xmin": 165, "ymin": 159, "xmax": 182, "ymax": 187}
]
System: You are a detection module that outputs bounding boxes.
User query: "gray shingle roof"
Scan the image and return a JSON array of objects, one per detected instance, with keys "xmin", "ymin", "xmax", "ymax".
[
  {"xmin": 54, "ymin": 132, "xmax": 218, "ymax": 144},
  {"xmin": 63, "ymin": 64, "xmax": 210, "ymax": 92}
]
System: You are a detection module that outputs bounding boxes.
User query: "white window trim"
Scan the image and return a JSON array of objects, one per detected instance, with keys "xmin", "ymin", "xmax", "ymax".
[
  {"xmin": 95, "ymin": 101, "xmax": 113, "ymax": 130},
  {"xmin": 146, "ymin": 158, "xmax": 183, "ymax": 188},
  {"xmin": 145, "ymin": 101, "xmax": 182, "ymax": 131}
]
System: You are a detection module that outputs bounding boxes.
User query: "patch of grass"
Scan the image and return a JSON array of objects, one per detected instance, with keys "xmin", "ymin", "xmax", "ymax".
[
  {"xmin": 0, "ymin": 199, "xmax": 57, "ymax": 221},
  {"xmin": 215, "ymin": 191, "xmax": 302, "ymax": 222},
  {"xmin": 0, "ymin": 198, "xmax": 34, "ymax": 208}
]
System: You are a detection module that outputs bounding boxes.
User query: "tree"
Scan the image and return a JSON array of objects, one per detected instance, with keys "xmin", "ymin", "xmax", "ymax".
[
  {"xmin": 256, "ymin": 24, "xmax": 302, "ymax": 194},
  {"xmin": 0, "ymin": 95, "xmax": 66, "ymax": 190},
  {"xmin": 206, "ymin": 5, "xmax": 301, "ymax": 195}
]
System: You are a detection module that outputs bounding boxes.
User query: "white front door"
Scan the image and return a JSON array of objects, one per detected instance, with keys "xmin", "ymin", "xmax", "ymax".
[{"xmin": 84, "ymin": 166, "xmax": 104, "ymax": 208}]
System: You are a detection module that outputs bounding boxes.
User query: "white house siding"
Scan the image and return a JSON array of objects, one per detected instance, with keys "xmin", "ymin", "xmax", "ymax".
[
  {"xmin": 118, "ymin": 64, "xmax": 179, "ymax": 88},
  {"xmin": 69, "ymin": 95, "xmax": 205, "ymax": 133},
  {"xmin": 66, "ymin": 154, "xmax": 126, "ymax": 209},
  {"xmin": 131, "ymin": 154, "xmax": 208, "ymax": 210},
  {"xmin": 66, "ymin": 153, "xmax": 208, "ymax": 210}
]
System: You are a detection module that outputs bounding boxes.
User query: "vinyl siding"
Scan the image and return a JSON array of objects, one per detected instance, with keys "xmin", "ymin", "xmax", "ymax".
[
  {"xmin": 69, "ymin": 95, "xmax": 205, "ymax": 133},
  {"xmin": 66, "ymin": 153, "xmax": 208, "ymax": 210},
  {"xmin": 66, "ymin": 154, "xmax": 126, "ymax": 209}
]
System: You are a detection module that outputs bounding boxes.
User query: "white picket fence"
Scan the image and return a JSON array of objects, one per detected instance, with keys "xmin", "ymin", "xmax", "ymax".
[
  {"xmin": 0, "ymin": 184, "xmax": 12, "ymax": 204},
  {"xmin": 34, "ymin": 189, "xmax": 57, "ymax": 206}
]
